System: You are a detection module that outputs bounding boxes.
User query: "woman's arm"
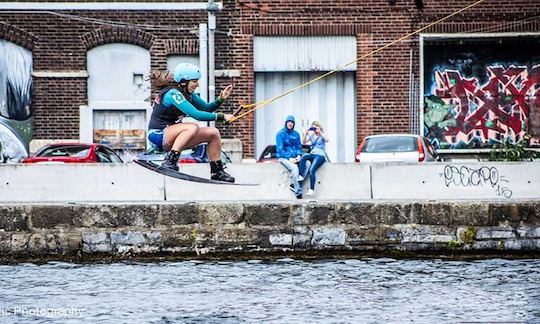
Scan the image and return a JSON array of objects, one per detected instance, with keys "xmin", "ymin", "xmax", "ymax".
[
  {"xmin": 302, "ymin": 131, "xmax": 312, "ymax": 145},
  {"xmin": 320, "ymin": 132, "xmax": 329, "ymax": 143},
  {"xmin": 191, "ymin": 84, "xmax": 233, "ymax": 112},
  {"xmin": 191, "ymin": 93, "xmax": 223, "ymax": 112},
  {"xmin": 164, "ymin": 90, "xmax": 224, "ymax": 121}
]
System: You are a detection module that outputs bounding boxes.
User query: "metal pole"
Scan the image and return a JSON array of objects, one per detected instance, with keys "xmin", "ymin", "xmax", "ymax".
[
  {"xmin": 409, "ymin": 48, "xmax": 414, "ymax": 133},
  {"xmin": 198, "ymin": 23, "xmax": 208, "ymax": 102},
  {"xmin": 208, "ymin": 0, "xmax": 216, "ymax": 102}
]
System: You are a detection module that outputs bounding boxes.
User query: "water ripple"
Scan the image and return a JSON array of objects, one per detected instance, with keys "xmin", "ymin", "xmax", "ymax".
[{"xmin": 0, "ymin": 259, "xmax": 539, "ymax": 323}]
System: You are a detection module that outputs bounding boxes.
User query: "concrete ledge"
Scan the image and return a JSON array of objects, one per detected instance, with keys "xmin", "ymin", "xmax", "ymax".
[
  {"xmin": 3, "ymin": 162, "xmax": 538, "ymax": 202},
  {"xmin": 164, "ymin": 163, "xmax": 372, "ymax": 201},
  {"xmin": 221, "ymin": 138, "xmax": 242, "ymax": 163},
  {"xmin": 0, "ymin": 164, "xmax": 164, "ymax": 202},
  {"xmin": 0, "ymin": 163, "xmax": 372, "ymax": 202},
  {"xmin": 1, "ymin": 201, "xmax": 539, "ymax": 262},
  {"xmin": 372, "ymin": 162, "xmax": 540, "ymax": 200}
]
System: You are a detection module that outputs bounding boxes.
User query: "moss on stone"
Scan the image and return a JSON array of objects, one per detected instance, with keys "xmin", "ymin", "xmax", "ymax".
[
  {"xmin": 459, "ymin": 227, "xmax": 477, "ymax": 244},
  {"xmin": 447, "ymin": 240, "xmax": 464, "ymax": 249},
  {"xmin": 497, "ymin": 240, "xmax": 505, "ymax": 250}
]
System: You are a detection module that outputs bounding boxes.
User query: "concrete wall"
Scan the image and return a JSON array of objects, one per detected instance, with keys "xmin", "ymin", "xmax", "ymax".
[
  {"xmin": 1, "ymin": 164, "xmax": 164, "ymax": 202},
  {"xmin": 1, "ymin": 162, "xmax": 539, "ymax": 202},
  {"xmin": 221, "ymin": 138, "xmax": 243, "ymax": 163},
  {"xmin": 1, "ymin": 201, "xmax": 539, "ymax": 262},
  {"xmin": 371, "ymin": 162, "xmax": 540, "ymax": 200}
]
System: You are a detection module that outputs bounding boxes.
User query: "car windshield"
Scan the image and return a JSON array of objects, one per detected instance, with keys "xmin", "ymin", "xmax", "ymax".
[
  {"xmin": 37, "ymin": 146, "xmax": 90, "ymax": 158},
  {"xmin": 258, "ymin": 145, "xmax": 311, "ymax": 160},
  {"xmin": 95, "ymin": 147, "xmax": 123, "ymax": 163},
  {"xmin": 362, "ymin": 136, "xmax": 418, "ymax": 153}
]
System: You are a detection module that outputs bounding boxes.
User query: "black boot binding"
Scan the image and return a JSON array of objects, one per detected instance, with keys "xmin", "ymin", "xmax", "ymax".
[
  {"xmin": 161, "ymin": 150, "xmax": 180, "ymax": 171},
  {"xmin": 210, "ymin": 160, "xmax": 235, "ymax": 183}
]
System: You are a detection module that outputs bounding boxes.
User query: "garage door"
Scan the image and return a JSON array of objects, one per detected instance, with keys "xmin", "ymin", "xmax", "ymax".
[{"xmin": 254, "ymin": 36, "xmax": 357, "ymax": 162}]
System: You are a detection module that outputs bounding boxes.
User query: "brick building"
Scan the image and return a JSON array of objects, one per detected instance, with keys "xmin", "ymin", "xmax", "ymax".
[{"xmin": 0, "ymin": 0, "xmax": 539, "ymax": 162}]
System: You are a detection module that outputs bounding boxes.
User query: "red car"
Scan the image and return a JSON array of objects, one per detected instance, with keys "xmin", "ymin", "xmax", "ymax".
[{"xmin": 21, "ymin": 143, "xmax": 123, "ymax": 164}]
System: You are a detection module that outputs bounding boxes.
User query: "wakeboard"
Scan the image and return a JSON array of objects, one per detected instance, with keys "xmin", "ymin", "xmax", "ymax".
[{"xmin": 134, "ymin": 159, "xmax": 257, "ymax": 186}]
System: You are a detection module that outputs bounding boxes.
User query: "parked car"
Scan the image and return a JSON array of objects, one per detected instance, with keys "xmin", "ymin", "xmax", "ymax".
[
  {"xmin": 257, "ymin": 144, "xmax": 312, "ymax": 163},
  {"xmin": 21, "ymin": 143, "xmax": 123, "ymax": 164},
  {"xmin": 355, "ymin": 134, "xmax": 439, "ymax": 163},
  {"xmin": 137, "ymin": 143, "xmax": 232, "ymax": 164}
]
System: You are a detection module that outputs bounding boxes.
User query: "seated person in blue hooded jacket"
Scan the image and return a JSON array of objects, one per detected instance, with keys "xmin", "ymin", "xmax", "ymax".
[{"xmin": 275, "ymin": 115, "xmax": 304, "ymax": 198}]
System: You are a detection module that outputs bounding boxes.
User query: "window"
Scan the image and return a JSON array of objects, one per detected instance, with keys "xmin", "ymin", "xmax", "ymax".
[
  {"xmin": 95, "ymin": 147, "xmax": 123, "ymax": 163},
  {"xmin": 362, "ymin": 137, "xmax": 418, "ymax": 153},
  {"xmin": 103, "ymin": 147, "xmax": 123, "ymax": 163},
  {"xmin": 37, "ymin": 146, "xmax": 90, "ymax": 158}
]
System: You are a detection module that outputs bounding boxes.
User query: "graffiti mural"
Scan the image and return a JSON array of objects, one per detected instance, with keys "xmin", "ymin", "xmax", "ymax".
[
  {"xmin": 0, "ymin": 39, "xmax": 33, "ymax": 162},
  {"xmin": 423, "ymin": 36, "xmax": 540, "ymax": 149}
]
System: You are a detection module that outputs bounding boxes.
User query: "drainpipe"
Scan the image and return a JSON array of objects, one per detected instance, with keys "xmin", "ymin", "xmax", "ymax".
[
  {"xmin": 199, "ymin": 23, "xmax": 208, "ymax": 102},
  {"xmin": 207, "ymin": 0, "xmax": 218, "ymax": 102},
  {"xmin": 409, "ymin": 48, "xmax": 414, "ymax": 134}
]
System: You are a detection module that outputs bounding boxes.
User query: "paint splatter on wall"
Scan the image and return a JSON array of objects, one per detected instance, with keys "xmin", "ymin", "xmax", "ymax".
[
  {"xmin": 423, "ymin": 36, "xmax": 540, "ymax": 149},
  {"xmin": 0, "ymin": 39, "xmax": 33, "ymax": 162}
]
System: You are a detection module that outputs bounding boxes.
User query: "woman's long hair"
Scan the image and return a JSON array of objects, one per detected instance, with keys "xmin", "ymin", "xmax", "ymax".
[
  {"xmin": 148, "ymin": 70, "xmax": 192, "ymax": 102},
  {"xmin": 312, "ymin": 120, "xmax": 324, "ymax": 132},
  {"xmin": 148, "ymin": 70, "xmax": 175, "ymax": 91}
]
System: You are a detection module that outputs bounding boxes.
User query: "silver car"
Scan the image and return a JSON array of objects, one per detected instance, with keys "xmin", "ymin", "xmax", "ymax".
[{"xmin": 355, "ymin": 134, "xmax": 440, "ymax": 163}]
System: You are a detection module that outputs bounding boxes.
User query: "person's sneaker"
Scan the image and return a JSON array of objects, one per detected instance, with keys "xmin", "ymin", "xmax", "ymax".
[
  {"xmin": 295, "ymin": 191, "xmax": 303, "ymax": 199},
  {"xmin": 289, "ymin": 184, "xmax": 295, "ymax": 192},
  {"xmin": 161, "ymin": 158, "xmax": 179, "ymax": 171},
  {"xmin": 297, "ymin": 175, "xmax": 304, "ymax": 182},
  {"xmin": 211, "ymin": 170, "xmax": 235, "ymax": 183},
  {"xmin": 161, "ymin": 150, "xmax": 180, "ymax": 171},
  {"xmin": 306, "ymin": 189, "xmax": 315, "ymax": 196},
  {"xmin": 210, "ymin": 160, "xmax": 235, "ymax": 183}
]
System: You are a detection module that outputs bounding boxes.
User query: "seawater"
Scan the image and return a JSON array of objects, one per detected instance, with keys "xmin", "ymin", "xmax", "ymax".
[{"xmin": 0, "ymin": 258, "xmax": 539, "ymax": 323}]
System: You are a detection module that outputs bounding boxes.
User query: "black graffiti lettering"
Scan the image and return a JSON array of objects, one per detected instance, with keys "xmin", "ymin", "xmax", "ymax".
[
  {"xmin": 470, "ymin": 167, "xmax": 482, "ymax": 186},
  {"xmin": 441, "ymin": 165, "xmax": 513, "ymax": 198},
  {"xmin": 459, "ymin": 165, "xmax": 471, "ymax": 186},
  {"xmin": 489, "ymin": 168, "xmax": 499, "ymax": 186},
  {"xmin": 443, "ymin": 165, "xmax": 456, "ymax": 187},
  {"xmin": 495, "ymin": 184, "xmax": 513, "ymax": 198}
]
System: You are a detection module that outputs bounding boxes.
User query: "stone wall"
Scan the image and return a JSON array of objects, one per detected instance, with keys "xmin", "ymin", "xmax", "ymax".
[{"xmin": 1, "ymin": 201, "xmax": 539, "ymax": 262}]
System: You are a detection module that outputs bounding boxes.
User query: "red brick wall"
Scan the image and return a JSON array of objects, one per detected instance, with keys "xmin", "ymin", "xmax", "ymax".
[
  {"xmin": 32, "ymin": 78, "xmax": 86, "ymax": 139},
  {"xmin": 1, "ymin": 0, "xmax": 539, "ymax": 156}
]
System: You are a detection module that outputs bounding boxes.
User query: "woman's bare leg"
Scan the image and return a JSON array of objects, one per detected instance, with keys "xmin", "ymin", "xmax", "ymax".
[
  {"xmin": 183, "ymin": 127, "xmax": 221, "ymax": 161},
  {"xmin": 163, "ymin": 123, "xmax": 199, "ymax": 152},
  {"xmin": 163, "ymin": 125, "xmax": 232, "ymax": 181}
]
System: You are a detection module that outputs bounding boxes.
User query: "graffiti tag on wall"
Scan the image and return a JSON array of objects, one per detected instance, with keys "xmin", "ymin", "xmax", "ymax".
[
  {"xmin": 425, "ymin": 64, "xmax": 540, "ymax": 149},
  {"xmin": 441, "ymin": 165, "xmax": 513, "ymax": 198}
]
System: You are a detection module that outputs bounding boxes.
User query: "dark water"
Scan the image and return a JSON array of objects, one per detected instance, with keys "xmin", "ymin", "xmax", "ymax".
[{"xmin": 0, "ymin": 258, "xmax": 539, "ymax": 323}]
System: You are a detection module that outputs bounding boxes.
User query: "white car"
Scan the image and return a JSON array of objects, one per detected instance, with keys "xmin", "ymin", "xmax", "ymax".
[{"xmin": 355, "ymin": 134, "xmax": 440, "ymax": 163}]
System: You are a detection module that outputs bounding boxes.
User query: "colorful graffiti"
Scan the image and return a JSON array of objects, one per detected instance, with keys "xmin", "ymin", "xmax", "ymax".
[
  {"xmin": 425, "ymin": 65, "xmax": 540, "ymax": 149},
  {"xmin": 423, "ymin": 37, "xmax": 540, "ymax": 149},
  {"xmin": 0, "ymin": 39, "xmax": 33, "ymax": 162}
]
